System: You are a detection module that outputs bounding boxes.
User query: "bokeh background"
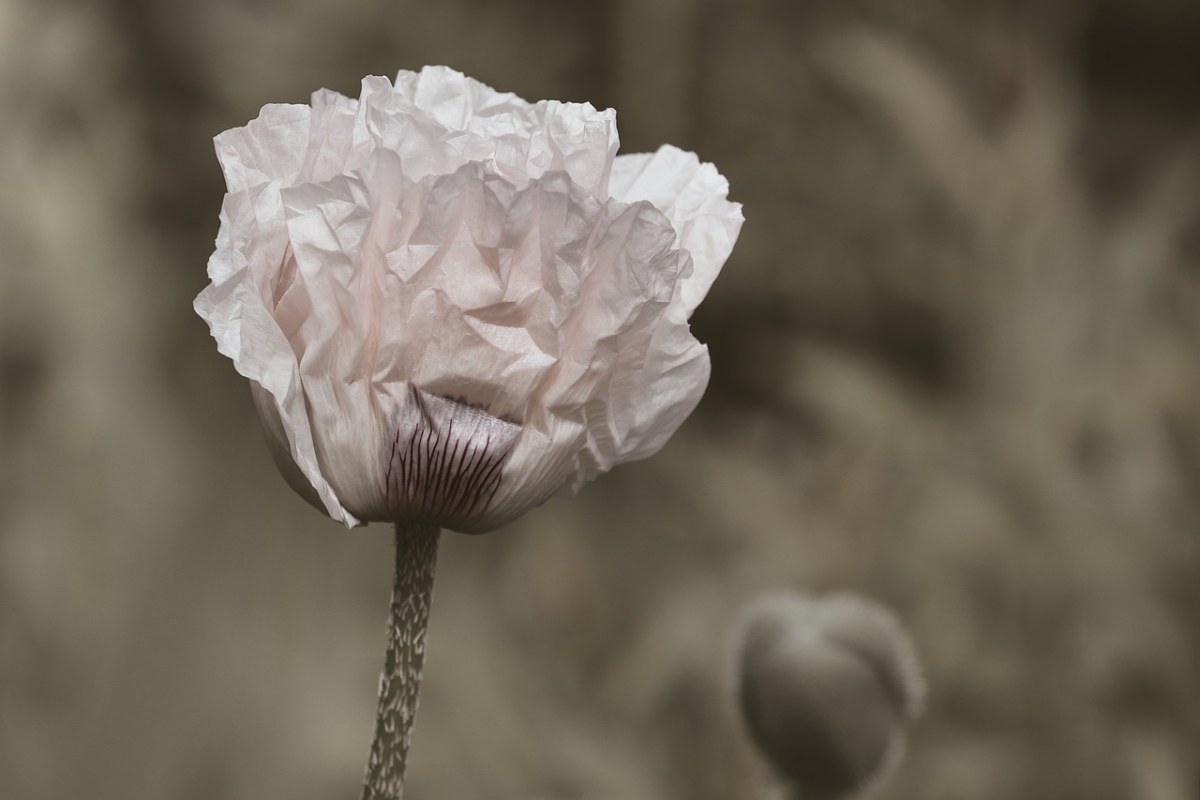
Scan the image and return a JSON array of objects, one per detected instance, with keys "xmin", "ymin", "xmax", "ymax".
[{"xmin": 2, "ymin": 1, "xmax": 1198, "ymax": 798}]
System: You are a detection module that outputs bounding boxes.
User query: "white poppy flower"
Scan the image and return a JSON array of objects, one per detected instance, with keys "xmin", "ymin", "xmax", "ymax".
[{"xmin": 195, "ymin": 66, "xmax": 743, "ymax": 533}]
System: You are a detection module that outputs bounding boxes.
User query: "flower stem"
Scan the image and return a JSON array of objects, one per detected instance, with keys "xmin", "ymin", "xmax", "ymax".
[{"xmin": 360, "ymin": 521, "xmax": 441, "ymax": 800}]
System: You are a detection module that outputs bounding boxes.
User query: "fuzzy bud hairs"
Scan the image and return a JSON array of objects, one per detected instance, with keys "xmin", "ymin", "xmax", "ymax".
[{"xmin": 730, "ymin": 592, "xmax": 925, "ymax": 800}]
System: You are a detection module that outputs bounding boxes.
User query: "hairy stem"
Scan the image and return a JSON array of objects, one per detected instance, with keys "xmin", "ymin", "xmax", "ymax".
[{"xmin": 360, "ymin": 521, "xmax": 440, "ymax": 800}]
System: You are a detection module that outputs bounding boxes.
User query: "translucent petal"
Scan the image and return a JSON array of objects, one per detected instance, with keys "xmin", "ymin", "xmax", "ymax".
[{"xmin": 611, "ymin": 145, "xmax": 744, "ymax": 312}]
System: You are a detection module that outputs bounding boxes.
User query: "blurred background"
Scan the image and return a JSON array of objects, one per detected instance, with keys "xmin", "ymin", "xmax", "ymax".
[{"xmin": 2, "ymin": 0, "xmax": 1198, "ymax": 798}]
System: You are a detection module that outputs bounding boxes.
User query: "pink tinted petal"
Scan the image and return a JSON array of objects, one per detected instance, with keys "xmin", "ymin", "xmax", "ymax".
[
  {"xmin": 214, "ymin": 104, "xmax": 312, "ymax": 193},
  {"xmin": 388, "ymin": 67, "xmax": 619, "ymax": 196},
  {"xmin": 610, "ymin": 145, "xmax": 743, "ymax": 312},
  {"xmin": 393, "ymin": 66, "xmax": 523, "ymax": 130},
  {"xmin": 194, "ymin": 247, "xmax": 360, "ymax": 527}
]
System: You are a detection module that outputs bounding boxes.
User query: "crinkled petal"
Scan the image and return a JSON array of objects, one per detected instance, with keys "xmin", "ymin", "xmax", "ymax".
[
  {"xmin": 214, "ymin": 92, "xmax": 361, "ymax": 193},
  {"xmin": 194, "ymin": 206, "xmax": 360, "ymax": 526},
  {"xmin": 214, "ymin": 103, "xmax": 313, "ymax": 193},
  {"xmin": 393, "ymin": 66, "xmax": 525, "ymax": 130},
  {"xmin": 610, "ymin": 145, "xmax": 743, "ymax": 312},
  {"xmin": 513, "ymin": 198, "xmax": 689, "ymax": 498},
  {"xmin": 378, "ymin": 67, "xmax": 620, "ymax": 196}
]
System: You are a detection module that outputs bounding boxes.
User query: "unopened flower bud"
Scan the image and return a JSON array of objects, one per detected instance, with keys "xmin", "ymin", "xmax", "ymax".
[{"xmin": 731, "ymin": 593, "xmax": 924, "ymax": 799}]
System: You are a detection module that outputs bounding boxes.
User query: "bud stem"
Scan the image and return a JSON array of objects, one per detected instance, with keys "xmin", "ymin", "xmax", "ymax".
[{"xmin": 360, "ymin": 521, "xmax": 441, "ymax": 800}]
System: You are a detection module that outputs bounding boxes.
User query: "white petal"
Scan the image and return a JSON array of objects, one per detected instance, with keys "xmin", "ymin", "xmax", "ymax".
[
  {"xmin": 197, "ymin": 181, "xmax": 361, "ymax": 526},
  {"xmin": 392, "ymin": 66, "xmax": 524, "ymax": 131},
  {"xmin": 610, "ymin": 145, "xmax": 743, "ymax": 312},
  {"xmin": 214, "ymin": 93, "xmax": 364, "ymax": 194},
  {"xmin": 505, "ymin": 197, "xmax": 692, "ymax": 500},
  {"xmin": 381, "ymin": 67, "xmax": 620, "ymax": 196},
  {"xmin": 250, "ymin": 381, "xmax": 326, "ymax": 512},
  {"xmin": 194, "ymin": 223, "xmax": 360, "ymax": 527},
  {"xmin": 214, "ymin": 103, "xmax": 312, "ymax": 193},
  {"xmin": 595, "ymin": 299, "xmax": 713, "ymax": 472}
]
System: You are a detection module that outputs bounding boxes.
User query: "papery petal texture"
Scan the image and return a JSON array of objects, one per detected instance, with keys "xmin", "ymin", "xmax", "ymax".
[{"xmin": 195, "ymin": 66, "xmax": 743, "ymax": 532}]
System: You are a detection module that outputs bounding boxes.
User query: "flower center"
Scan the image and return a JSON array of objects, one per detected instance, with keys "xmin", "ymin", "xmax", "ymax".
[{"xmin": 384, "ymin": 385, "xmax": 521, "ymax": 529}]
